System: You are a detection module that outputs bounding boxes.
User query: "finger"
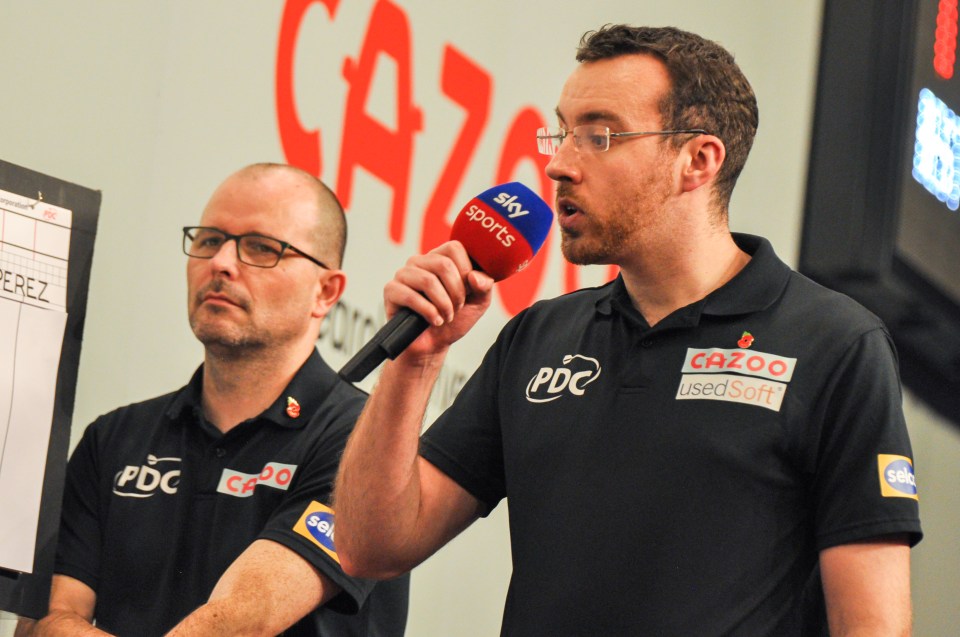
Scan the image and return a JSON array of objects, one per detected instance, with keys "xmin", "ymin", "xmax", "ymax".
[
  {"xmin": 419, "ymin": 251, "xmax": 472, "ymax": 314},
  {"xmin": 385, "ymin": 255, "xmax": 466, "ymax": 325},
  {"xmin": 430, "ymin": 240, "xmax": 474, "ymax": 277}
]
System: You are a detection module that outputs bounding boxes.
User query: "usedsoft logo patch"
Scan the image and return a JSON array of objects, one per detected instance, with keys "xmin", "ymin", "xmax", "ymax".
[
  {"xmin": 878, "ymin": 454, "xmax": 918, "ymax": 500},
  {"xmin": 675, "ymin": 347, "xmax": 797, "ymax": 412}
]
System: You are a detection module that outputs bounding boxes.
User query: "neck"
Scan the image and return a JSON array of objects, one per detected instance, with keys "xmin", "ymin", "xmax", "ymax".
[
  {"xmin": 200, "ymin": 342, "xmax": 314, "ymax": 433},
  {"xmin": 619, "ymin": 226, "xmax": 749, "ymax": 327}
]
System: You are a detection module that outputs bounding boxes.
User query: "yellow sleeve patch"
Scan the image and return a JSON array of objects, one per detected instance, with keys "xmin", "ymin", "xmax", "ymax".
[
  {"xmin": 294, "ymin": 500, "xmax": 340, "ymax": 563},
  {"xmin": 877, "ymin": 454, "xmax": 919, "ymax": 500}
]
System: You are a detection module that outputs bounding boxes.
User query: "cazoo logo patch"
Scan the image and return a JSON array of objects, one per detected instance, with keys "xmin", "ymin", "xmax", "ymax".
[
  {"xmin": 525, "ymin": 354, "xmax": 601, "ymax": 403},
  {"xmin": 676, "ymin": 347, "xmax": 797, "ymax": 412}
]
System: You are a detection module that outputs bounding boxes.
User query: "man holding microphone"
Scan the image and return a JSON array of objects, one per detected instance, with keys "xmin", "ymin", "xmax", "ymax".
[{"xmin": 334, "ymin": 25, "xmax": 921, "ymax": 636}]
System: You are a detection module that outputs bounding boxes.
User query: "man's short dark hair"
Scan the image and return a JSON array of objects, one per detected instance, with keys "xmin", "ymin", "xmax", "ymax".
[{"xmin": 576, "ymin": 25, "xmax": 759, "ymax": 212}]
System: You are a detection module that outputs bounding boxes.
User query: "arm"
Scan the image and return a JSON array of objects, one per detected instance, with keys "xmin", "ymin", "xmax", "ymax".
[
  {"xmin": 29, "ymin": 574, "xmax": 112, "ymax": 636},
  {"xmin": 335, "ymin": 241, "xmax": 494, "ymax": 579},
  {"xmin": 164, "ymin": 539, "xmax": 339, "ymax": 637},
  {"xmin": 820, "ymin": 535, "xmax": 912, "ymax": 636}
]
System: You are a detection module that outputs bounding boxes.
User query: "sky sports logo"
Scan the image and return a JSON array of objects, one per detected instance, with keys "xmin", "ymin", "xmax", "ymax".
[
  {"xmin": 462, "ymin": 204, "xmax": 517, "ymax": 248},
  {"xmin": 675, "ymin": 348, "xmax": 797, "ymax": 412},
  {"xmin": 491, "ymin": 191, "xmax": 531, "ymax": 218},
  {"xmin": 878, "ymin": 454, "xmax": 918, "ymax": 500}
]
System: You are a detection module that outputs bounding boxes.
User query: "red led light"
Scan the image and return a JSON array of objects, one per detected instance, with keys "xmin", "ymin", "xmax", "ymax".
[{"xmin": 934, "ymin": 0, "xmax": 959, "ymax": 79}]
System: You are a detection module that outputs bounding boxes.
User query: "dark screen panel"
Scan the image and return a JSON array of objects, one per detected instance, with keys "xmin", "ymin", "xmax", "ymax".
[
  {"xmin": 897, "ymin": 1, "xmax": 960, "ymax": 307},
  {"xmin": 802, "ymin": 0, "xmax": 960, "ymax": 424}
]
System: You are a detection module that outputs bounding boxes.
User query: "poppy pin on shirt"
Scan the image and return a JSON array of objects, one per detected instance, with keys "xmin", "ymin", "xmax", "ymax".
[
  {"xmin": 737, "ymin": 331, "xmax": 755, "ymax": 348},
  {"xmin": 286, "ymin": 396, "xmax": 301, "ymax": 419}
]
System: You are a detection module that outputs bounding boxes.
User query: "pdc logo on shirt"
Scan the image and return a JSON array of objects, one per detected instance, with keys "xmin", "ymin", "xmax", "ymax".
[
  {"xmin": 525, "ymin": 354, "xmax": 602, "ymax": 403},
  {"xmin": 878, "ymin": 454, "xmax": 919, "ymax": 500},
  {"xmin": 294, "ymin": 501, "xmax": 340, "ymax": 564},
  {"xmin": 112, "ymin": 454, "xmax": 182, "ymax": 498}
]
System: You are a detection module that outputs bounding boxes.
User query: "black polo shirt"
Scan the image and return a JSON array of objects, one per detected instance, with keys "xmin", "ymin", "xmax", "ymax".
[
  {"xmin": 420, "ymin": 234, "xmax": 921, "ymax": 636},
  {"xmin": 56, "ymin": 349, "xmax": 408, "ymax": 637}
]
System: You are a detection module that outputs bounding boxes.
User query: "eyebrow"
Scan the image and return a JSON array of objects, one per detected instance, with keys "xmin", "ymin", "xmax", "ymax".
[
  {"xmin": 554, "ymin": 107, "xmax": 627, "ymax": 129},
  {"xmin": 202, "ymin": 226, "xmax": 287, "ymax": 243}
]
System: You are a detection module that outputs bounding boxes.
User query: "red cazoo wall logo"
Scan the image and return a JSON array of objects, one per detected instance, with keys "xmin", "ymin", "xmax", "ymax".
[{"xmin": 275, "ymin": 0, "xmax": 617, "ymax": 318}]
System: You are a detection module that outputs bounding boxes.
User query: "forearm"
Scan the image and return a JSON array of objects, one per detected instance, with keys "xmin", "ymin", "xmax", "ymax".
[
  {"xmin": 164, "ymin": 539, "xmax": 334, "ymax": 637},
  {"xmin": 29, "ymin": 612, "xmax": 113, "ymax": 637},
  {"xmin": 163, "ymin": 599, "xmax": 265, "ymax": 637},
  {"xmin": 29, "ymin": 575, "xmax": 108, "ymax": 637},
  {"xmin": 821, "ymin": 538, "xmax": 912, "ymax": 636},
  {"xmin": 335, "ymin": 354, "xmax": 445, "ymax": 578}
]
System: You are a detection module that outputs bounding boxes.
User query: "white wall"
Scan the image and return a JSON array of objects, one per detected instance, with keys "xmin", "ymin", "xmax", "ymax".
[{"xmin": 1, "ymin": 1, "xmax": 956, "ymax": 635}]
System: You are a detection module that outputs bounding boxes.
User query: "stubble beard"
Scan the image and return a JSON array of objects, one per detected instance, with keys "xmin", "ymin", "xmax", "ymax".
[
  {"xmin": 190, "ymin": 309, "xmax": 269, "ymax": 359},
  {"xmin": 560, "ymin": 163, "xmax": 671, "ymax": 266},
  {"xmin": 189, "ymin": 278, "xmax": 267, "ymax": 356},
  {"xmin": 560, "ymin": 197, "xmax": 642, "ymax": 266}
]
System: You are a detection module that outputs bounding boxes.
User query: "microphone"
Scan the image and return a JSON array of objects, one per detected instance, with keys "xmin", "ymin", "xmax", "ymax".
[{"xmin": 338, "ymin": 181, "xmax": 553, "ymax": 382}]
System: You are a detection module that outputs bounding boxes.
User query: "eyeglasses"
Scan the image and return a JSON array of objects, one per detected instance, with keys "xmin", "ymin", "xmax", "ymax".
[
  {"xmin": 182, "ymin": 226, "xmax": 330, "ymax": 270},
  {"xmin": 536, "ymin": 125, "xmax": 708, "ymax": 155}
]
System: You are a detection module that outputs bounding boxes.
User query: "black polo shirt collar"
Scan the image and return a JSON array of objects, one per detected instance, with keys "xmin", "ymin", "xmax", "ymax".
[
  {"xmin": 596, "ymin": 233, "xmax": 791, "ymax": 323},
  {"xmin": 164, "ymin": 348, "xmax": 342, "ymax": 431}
]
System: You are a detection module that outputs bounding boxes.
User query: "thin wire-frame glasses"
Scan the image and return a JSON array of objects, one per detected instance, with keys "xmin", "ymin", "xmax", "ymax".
[
  {"xmin": 182, "ymin": 226, "xmax": 330, "ymax": 269},
  {"xmin": 536, "ymin": 124, "xmax": 708, "ymax": 155}
]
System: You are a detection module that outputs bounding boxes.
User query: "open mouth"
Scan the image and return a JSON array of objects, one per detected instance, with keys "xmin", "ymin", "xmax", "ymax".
[
  {"xmin": 556, "ymin": 197, "xmax": 585, "ymax": 233},
  {"xmin": 556, "ymin": 196, "xmax": 582, "ymax": 217}
]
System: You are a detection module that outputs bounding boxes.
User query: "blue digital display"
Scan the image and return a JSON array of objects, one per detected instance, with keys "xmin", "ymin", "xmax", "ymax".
[{"xmin": 912, "ymin": 88, "xmax": 960, "ymax": 210}]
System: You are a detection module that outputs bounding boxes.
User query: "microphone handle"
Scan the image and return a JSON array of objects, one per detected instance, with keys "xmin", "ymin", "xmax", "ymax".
[{"xmin": 338, "ymin": 308, "xmax": 430, "ymax": 382}]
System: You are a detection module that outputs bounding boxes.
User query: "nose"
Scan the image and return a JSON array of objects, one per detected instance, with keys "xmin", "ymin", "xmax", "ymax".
[
  {"xmin": 207, "ymin": 237, "xmax": 242, "ymax": 276},
  {"xmin": 545, "ymin": 136, "xmax": 582, "ymax": 184}
]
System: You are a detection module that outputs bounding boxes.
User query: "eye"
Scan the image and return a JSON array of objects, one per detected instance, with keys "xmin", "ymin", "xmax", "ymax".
[
  {"xmin": 193, "ymin": 230, "xmax": 224, "ymax": 249},
  {"xmin": 585, "ymin": 132, "xmax": 607, "ymax": 150},
  {"xmin": 245, "ymin": 237, "xmax": 283, "ymax": 256}
]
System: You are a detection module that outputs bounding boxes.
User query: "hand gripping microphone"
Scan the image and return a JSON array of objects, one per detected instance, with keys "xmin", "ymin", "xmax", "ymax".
[{"xmin": 338, "ymin": 181, "xmax": 554, "ymax": 382}]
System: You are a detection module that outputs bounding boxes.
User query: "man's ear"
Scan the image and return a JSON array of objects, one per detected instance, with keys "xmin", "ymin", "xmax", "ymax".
[
  {"xmin": 680, "ymin": 134, "xmax": 725, "ymax": 193},
  {"xmin": 312, "ymin": 270, "xmax": 346, "ymax": 319}
]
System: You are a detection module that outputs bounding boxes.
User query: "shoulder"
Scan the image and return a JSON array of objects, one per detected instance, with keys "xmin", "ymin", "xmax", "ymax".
[
  {"xmin": 505, "ymin": 281, "xmax": 613, "ymax": 332},
  {"xmin": 780, "ymin": 270, "xmax": 888, "ymax": 340},
  {"xmin": 315, "ymin": 376, "xmax": 368, "ymax": 428},
  {"xmin": 78, "ymin": 388, "xmax": 184, "ymax": 449},
  {"xmin": 291, "ymin": 363, "xmax": 369, "ymax": 448},
  {"xmin": 768, "ymin": 271, "xmax": 902, "ymax": 401}
]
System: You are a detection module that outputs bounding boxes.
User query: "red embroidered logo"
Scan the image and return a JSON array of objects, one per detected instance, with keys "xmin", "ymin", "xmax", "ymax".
[{"xmin": 286, "ymin": 396, "xmax": 301, "ymax": 419}]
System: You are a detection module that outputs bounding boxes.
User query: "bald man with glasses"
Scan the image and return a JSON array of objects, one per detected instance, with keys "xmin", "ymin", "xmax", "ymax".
[{"xmin": 24, "ymin": 163, "xmax": 408, "ymax": 637}]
